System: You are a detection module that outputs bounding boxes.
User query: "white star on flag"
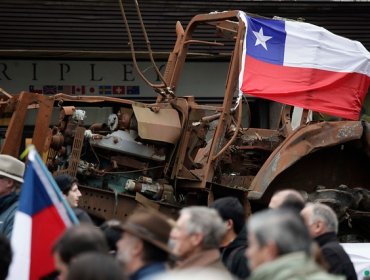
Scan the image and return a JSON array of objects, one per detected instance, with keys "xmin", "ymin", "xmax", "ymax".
[{"xmin": 253, "ymin": 27, "xmax": 272, "ymax": 50}]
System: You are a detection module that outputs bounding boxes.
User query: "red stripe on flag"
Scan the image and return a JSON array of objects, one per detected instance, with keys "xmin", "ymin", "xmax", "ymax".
[
  {"xmin": 241, "ymin": 55, "xmax": 370, "ymax": 120},
  {"xmin": 30, "ymin": 205, "xmax": 67, "ymax": 280}
]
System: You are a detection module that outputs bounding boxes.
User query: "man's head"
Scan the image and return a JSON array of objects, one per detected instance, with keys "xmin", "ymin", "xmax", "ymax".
[
  {"xmin": 66, "ymin": 252, "xmax": 125, "ymax": 280},
  {"xmin": 100, "ymin": 219, "xmax": 123, "ymax": 254},
  {"xmin": 0, "ymin": 155, "xmax": 25, "ymax": 196},
  {"xmin": 300, "ymin": 203, "xmax": 338, "ymax": 238},
  {"xmin": 52, "ymin": 224, "xmax": 109, "ymax": 280},
  {"xmin": 210, "ymin": 196, "xmax": 245, "ymax": 235},
  {"xmin": 246, "ymin": 208, "xmax": 311, "ymax": 271},
  {"xmin": 116, "ymin": 208, "xmax": 172, "ymax": 274},
  {"xmin": 54, "ymin": 174, "xmax": 81, "ymax": 207},
  {"xmin": 268, "ymin": 189, "xmax": 305, "ymax": 212},
  {"xmin": 169, "ymin": 206, "xmax": 226, "ymax": 260}
]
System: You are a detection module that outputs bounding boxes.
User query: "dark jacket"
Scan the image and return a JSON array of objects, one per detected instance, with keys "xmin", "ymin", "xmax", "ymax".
[
  {"xmin": 130, "ymin": 262, "xmax": 167, "ymax": 280},
  {"xmin": 316, "ymin": 232, "xmax": 357, "ymax": 280},
  {"xmin": 221, "ymin": 225, "xmax": 250, "ymax": 279},
  {"xmin": 73, "ymin": 207, "xmax": 93, "ymax": 224},
  {"xmin": 0, "ymin": 192, "xmax": 18, "ymax": 239}
]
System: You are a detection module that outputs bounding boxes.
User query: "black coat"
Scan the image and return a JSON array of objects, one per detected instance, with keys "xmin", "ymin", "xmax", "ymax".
[
  {"xmin": 73, "ymin": 207, "xmax": 93, "ymax": 224},
  {"xmin": 316, "ymin": 232, "xmax": 357, "ymax": 280},
  {"xmin": 220, "ymin": 225, "xmax": 250, "ymax": 279}
]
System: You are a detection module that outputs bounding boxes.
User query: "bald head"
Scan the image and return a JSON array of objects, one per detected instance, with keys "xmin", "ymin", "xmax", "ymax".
[{"xmin": 269, "ymin": 189, "xmax": 305, "ymax": 212}]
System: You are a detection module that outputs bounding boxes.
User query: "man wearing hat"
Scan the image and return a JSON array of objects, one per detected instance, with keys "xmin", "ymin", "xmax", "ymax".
[
  {"xmin": 0, "ymin": 154, "xmax": 25, "ymax": 238},
  {"xmin": 116, "ymin": 207, "xmax": 172, "ymax": 280}
]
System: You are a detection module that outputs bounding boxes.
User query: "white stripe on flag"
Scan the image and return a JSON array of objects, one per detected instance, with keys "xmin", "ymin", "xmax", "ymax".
[
  {"xmin": 238, "ymin": 11, "xmax": 248, "ymax": 96},
  {"xmin": 284, "ymin": 21, "xmax": 370, "ymax": 75},
  {"xmin": 29, "ymin": 150, "xmax": 73, "ymax": 227},
  {"xmin": 7, "ymin": 212, "xmax": 32, "ymax": 280}
]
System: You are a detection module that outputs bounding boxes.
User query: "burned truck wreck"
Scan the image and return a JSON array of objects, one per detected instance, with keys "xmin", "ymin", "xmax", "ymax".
[{"xmin": 1, "ymin": 8, "xmax": 370, "ymax": 241}]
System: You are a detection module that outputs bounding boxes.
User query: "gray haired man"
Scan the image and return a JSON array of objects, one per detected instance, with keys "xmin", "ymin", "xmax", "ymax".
[
  {"xmin": 301, "ymin": 203, "xmax": 356, "ymax": 280},
  {"xmin": 169, "ymin": 206, "xmax": 232, "ymax": 277},
  {"xmin": 0, "ymin": 155, "xmax": 25, "ymax": 238},
  {"xmin": 246, "ymin": 208, "xmax": 343, "ymax": 280}
]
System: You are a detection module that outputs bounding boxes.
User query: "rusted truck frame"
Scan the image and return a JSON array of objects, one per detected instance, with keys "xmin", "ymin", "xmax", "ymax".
[{"xmin": 1, "ymin": 9, "xmax": 369, "ymax": 240}]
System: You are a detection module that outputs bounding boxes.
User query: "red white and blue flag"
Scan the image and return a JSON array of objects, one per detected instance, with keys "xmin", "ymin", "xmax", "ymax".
[
  {"xmin": 7, "ymin": 148, "xmax": 78, "ymax": 280},
  {"xmin": 239, "ymin": 13, "xmax": 370, "ymax": 120}
]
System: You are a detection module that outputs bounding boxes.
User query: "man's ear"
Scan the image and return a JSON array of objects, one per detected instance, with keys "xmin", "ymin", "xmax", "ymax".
[
  {"xmin": 226, "ymin": 219, "xmax": 234, "ymax": 231},
  {"xmin": 265, "ymin": 241, "xmax": 279, "ymax": 261},
  {"xmin": 190, "ymin": 232, "xmax": 204, "ymax": 247},
  {"xmin": 132, "ymin": 239, "xmax": 144, "ymax": 257},
  {"xmin": 315, "ymin": 220, "xmax": 326, "ymax": 235}
]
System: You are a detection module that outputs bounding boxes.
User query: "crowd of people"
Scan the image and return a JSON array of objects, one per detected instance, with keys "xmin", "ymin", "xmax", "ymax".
[{"xmin": 0, "ymin": 154, "xmax": 360, "ymax": 280}]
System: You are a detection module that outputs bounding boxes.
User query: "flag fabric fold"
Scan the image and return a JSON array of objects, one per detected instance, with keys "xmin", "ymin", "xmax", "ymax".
[
  {"xmin": 7, "ymin": 149, "xmax": 78, "ymax": 280},
  {"xmin": 239, "ymin": 12, "xmax": 370, "ymax": 120}
]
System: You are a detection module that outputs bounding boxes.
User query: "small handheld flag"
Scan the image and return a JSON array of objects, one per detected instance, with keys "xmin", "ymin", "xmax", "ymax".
[{"xmin": 7, "ymin": 148, "xmax": 78, "ymax": 280}]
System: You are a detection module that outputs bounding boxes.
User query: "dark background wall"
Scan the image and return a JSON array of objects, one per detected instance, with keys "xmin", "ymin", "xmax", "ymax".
[{"xmin": 0, "ymin": 1, "xmax": 369, "ymax": 59}]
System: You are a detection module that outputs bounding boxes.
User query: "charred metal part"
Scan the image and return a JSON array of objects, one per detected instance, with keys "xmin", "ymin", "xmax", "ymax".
[
  {"xmin": 90, "ymin": 130, "xmax": 166, "ymax": 161},
  {"xmin": 308, "ymin": 185, "xmax": 370, "ymax": 241},
  {"xmin": 50, "ymin": 133, "xmax": 64, "ymax": 150},
  {"xmin": 132, "ymin": 0, "xmax": 169, "ymax": 90},
  {"xmin": 0, "ymin": 88, "xmax": 12, "ymax": 99},
  {"xmin": 110, "ymin": 155, "xmax": 149, "ymax": 171},
  {"xmin": 1, "ymin": 92, "xmax": 54, "ymax": 157},
  {"xmin": 132, "ymin": 105, "xmax": 181, "ymax": 144},
  {"xmin": 88, "ymin": 123, "xmax": 110, "ymax": 135},
  {"xmin": 117, "ymin": 0, "xmax": 168, "ymax": 92},
  {"xmin": 125, "ymin": 178, "xmax": 175, "ymax": 203},
  {"xmin": 79, "ymin": 185, "xmax": 179, "ymax": 221},
  {"xmin": 249, "ymin": 121, "xmax": 366, "ymax": 200}
]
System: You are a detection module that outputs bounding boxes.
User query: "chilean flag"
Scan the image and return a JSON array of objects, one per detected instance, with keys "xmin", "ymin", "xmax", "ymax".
[
  {"xmin": 239, "ymin": 13, "xmax": 370, "ymax": 120},
  {"xmin": 7, "ymin": 149, "xmax": 78, "ymax": 280}
]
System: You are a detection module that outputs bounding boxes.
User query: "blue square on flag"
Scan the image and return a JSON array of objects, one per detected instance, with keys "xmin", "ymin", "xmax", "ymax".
[
  {"xmin": 246, "ymin": 17, "xmax": 286, "ymax": 65},
  {"xmin": 126, "ymin": 86, "xmax": 140, "ymax": 95}
]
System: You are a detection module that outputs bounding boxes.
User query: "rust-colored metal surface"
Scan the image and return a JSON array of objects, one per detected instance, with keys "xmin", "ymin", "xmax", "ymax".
[
  {"xmin": 1, "ymin": 92, "xmax": 54, "ymax": 157},
  {"xmin": 249, "ymin": 121, "xmax": 367, "ymax": 200},
  {"xmin": 79, "ymin": 185, "xmax": 179, "ymax": 221},
  {"xmin": 132, "ymin": 104, "xmax": 181, "ymax": 144}
]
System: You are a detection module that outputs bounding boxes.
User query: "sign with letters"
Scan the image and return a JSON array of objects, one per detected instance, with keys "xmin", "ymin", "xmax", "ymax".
[{"xmin": 0, "ymin": 60, "xmax": 228, "ymax": 98}]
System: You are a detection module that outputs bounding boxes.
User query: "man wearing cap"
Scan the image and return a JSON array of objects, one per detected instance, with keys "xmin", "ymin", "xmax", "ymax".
[
  {"xmin": 0, "ymin": 154, "xmax": 25, "ymax": 239},
  {"xmin": 116, "ymin": 207, "xmax": 172, "ymax": 280}
]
